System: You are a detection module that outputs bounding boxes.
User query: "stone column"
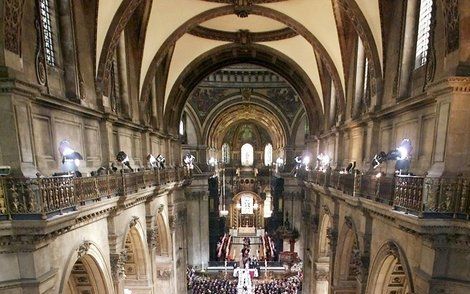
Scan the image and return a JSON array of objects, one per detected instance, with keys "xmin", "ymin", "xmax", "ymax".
[
  {"xmin": 151, "ymin": 78, "xmax": 159, "ymax": 128},
  {"xmin": 117, "ymin": 33, "xmax": 131, "ymax": 119},
  {"xmin": 99, "ymin": 119, "xmax": 117, "ymax": 166},
  {"xmin": 428, "ymin": 78, "xmax": 470, "ymax": 176},
  {"xmin": 0, "ymin": 93, "xmax": 36, "ymax": 176},
  {"xmin": 353, "ymin": 39, "xmax": 366, "ymax": 118},
  {"xmin": 57, "ymin": 0, "xmax": 80, "ymax": 101}
]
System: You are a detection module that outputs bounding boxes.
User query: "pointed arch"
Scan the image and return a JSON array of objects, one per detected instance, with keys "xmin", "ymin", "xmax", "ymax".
[
  {"xmin": 121, "ymin": 219, "xmax": 153, "ymax": 292},
  {"xmin": 60, "ymin": 242, "xmax": 113, "ymax": 294},
  {"xmin": 333, "ymin": 217, "xmax": 362, "ymax": 291},
  {"xmin": 366, "ymin": 241, "xmax": 415, "ymax": 294},
  {"xmin": 156, "ymin": 212, "xmax": 170, "ymax": 257}
]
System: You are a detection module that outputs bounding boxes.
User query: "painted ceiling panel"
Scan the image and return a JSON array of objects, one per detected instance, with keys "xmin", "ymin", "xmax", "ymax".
[
  {"xmin": 164, "ymin": 34, "xmax": 228, "ymax": 112},
  {"xmin": 200, "ymin": 14, "xmax": 287, "ymax": 32},
  {"xmin": 140, "ymin": 0, "xmax": 225, "ymax": 93},
  {"xmin": 96, "ymin": 0, "xmax": 123, "ymax": 72},
  {"xmin": 355, "ymin": 0, "xmax": 383, "ymax": 68},
  {"xmin": 260, "ymin": 0, "xmax": 345, "ymax": 93},
  {"xmin": 260, "ymin": 36, "xmax": 324, "ymax": 110}
]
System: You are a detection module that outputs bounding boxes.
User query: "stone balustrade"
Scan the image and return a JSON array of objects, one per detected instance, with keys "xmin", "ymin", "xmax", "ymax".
[
  {"xmin": 306, "ymin": 170, "xmax": 469, "ymax": 219},
  {"xmin": 0, "ymin": 167, "xmax": 190, "ymax": 220}
]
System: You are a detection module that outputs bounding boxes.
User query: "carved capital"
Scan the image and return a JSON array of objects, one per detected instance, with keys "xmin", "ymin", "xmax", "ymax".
[{"xmin": 233, "ymin": 0, "xmax": 252, "ymax": 18}]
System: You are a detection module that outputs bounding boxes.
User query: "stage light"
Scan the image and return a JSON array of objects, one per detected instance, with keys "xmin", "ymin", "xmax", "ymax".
[
  {"xmin": 253, "ymin": 203, "xmax": 259, "ymax": 210},
  {"xmin": 147, "ymin": 154, "xmax": 157, "ymax": 168},
  {"xmin": 276, "ymin": 157, "xmax": 284, "ymax": 166},
  {"xmin": 372, "ymin": 151, "xmax": 387, "ymax": 169},
  {"xmin": 208, "ymin": 157, "xmax": 217, "ymax": 166},
  {"xmin": 183, "ymin": 153, "xmax": 195, "ymax": 170},
  {"xmin": 302, "ymin": 156, "xmax": 311, "ymax": 166},
  {"xmin": 59, "ymin": 140, "xmax": 83, "ymax": 174},
  {"xmin": 375, "ymin": 172, "xmax": 382, "ymax": 179},
  {"xmin": 156, "ymin": 154, "xmax": 166, "ymax": 169},
  {"xmin": 116, "ymin": 151, "xmax": 133, "ymax": 171}
]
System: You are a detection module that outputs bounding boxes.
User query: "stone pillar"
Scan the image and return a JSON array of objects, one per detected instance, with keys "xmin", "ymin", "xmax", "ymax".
[
  {"xmin": 363, "ymin": 120, "xmax": 380, "ymax": 170},
  {"xmin": 333, "ymin": 130, "xmax": 343, "ymax": 170},
  {"xmin": 428, "ymin": 79, "xmax": 470, "ymax": 176},
  {"xmin": 398, "ymin": 0, "xmax": 419, "ymax": 99},
  {"xmin": 117, "ymin": 33, "xmax": 131, "ymax": 119},
  {"xmin": 57, "ymin": 0, "xmax": 80, "ymax": 101},
  {"xmin": 168, "ymin": 188, "xmax": 188, "ymax": 294},
  {"xmin": 151, "ymin": 79, "xmax": 159, "ymax": 128},
  {"xmin": 0, "ymin": 93, "xmax": 37, "ymax": 176},
  {"xmin": 100, "ymin": 119, "xmax": 117, "ymax": 166},
  {"xmin": 353, "ymin": 39, "xmax": 366, "ymax": 118}
]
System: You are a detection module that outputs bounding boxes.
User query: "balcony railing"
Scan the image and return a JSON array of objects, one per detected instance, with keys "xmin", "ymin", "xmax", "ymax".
[
  {"xmin": 0, "ymin": 167, "xmax": 190, "ymax": 220},
  {"xmin": 306, "ymin": 170, "xmax": 469, "ymax": 219}
]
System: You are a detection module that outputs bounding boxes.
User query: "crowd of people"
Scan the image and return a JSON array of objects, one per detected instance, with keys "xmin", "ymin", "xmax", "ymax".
[
  {"xmin": 253, "ymin": 273, "xmax": 302, "ymax": 294},
  {"xmin": 187, "ymin": 267, "xmax": 303, "ymax": 294}
]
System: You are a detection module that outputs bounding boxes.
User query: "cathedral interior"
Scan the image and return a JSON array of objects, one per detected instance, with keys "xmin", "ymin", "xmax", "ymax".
[{"xmin": 0, "ymin": 0, "xmax": 469, "ymax": 293}]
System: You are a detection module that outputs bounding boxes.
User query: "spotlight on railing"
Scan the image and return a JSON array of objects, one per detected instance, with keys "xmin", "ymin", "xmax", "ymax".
[
  {"xmin": 156, "ymin": 154, "xmax": 166, "ymax": 169},
  {"xmin": 59, "ymin": 140, "xmax": 83, "ymax": 176},
  {"xmin": 183, "ymin": 153, "xmax": 195, "ymax": 170},
  {"xmin": 147, "ymin": 154, "xmax": 158, "ymax": 169},
  {"xmin": 116, "ymin": 151, "xmax": 133, "ymax": 171},
  {"xmin": 371, "ymin": 139, "xmax": 412, "ymax": 174}
]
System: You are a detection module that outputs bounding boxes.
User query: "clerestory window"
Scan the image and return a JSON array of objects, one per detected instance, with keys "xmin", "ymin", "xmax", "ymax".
[
  {"xmin": 39, "ymin": 0, "xmax": 56, "ymax": 66},
  {"xmin": 415, "ymin": 0, "xmax": 433, "ymax": 68}
]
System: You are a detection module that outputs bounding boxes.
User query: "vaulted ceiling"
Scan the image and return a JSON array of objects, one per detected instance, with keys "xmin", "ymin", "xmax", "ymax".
[{"xmin": 96, "ymin": 0, "xmax": 384, "ymax": 135}]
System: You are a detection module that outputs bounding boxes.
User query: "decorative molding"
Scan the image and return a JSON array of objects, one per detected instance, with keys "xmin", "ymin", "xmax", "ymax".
[
  {"xmin": 442, "ymin": 0, "xmax": 459, "ymax": 53},
  {"xmin": 156, "ymin": 268, "xmax": 172, "ymax": 280},
  {"xmin": 110, "ymin": 250, "xmax": 128, "ymax": 280},
  {"xmin": 147, "ymin": 227, "xmax": 158, "ymax": 248},
  {"xmin": 386, "ymin": 241, "xmax": 400, "ymax": 259},
  {"xmin": 129, "ymin": 216, "xmax": 139, "ymax": 228},
  {"xmin": 77, "ymin": 240, "xmax": 92, "ymax": 258},
  {"xmin": 3, "ymin": 0, "xmax": 25, "ymax": 55},
  {"xmin": 188, "ymin": 26, "xmax": 297, "ymax": 43},
  {"xmin": 34, "ymin": 11, "xmax": 46, "ymax": 86},
  {"xmin": 344, "ymin": 215, "xmax": 353, "ymax": 229}
]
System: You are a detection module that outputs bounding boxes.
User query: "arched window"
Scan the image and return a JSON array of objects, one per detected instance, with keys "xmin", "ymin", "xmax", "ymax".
[
  {"xmin": 241, "ymin": 143, "xmax": 254, "ymax": 167},
  {"xmin": 264, "ymin": 144, "xmax": 273, "ymax": 166},
  {"xmin": 222, "ymin": 143, "xmax": 230, "ymax": 164},
  {"xmin": 39, "ymin": 0, "xmax": 56, "ymax": 66},
  {"xmin": 179, "ymin": 120, "xmax": 184, "ymax": 136},
  {"xmin": 415, "ymin": 0, "xmax": 433, "ymax": 68}
]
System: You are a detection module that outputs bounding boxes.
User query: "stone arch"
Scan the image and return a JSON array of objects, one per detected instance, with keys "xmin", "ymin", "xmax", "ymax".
[
  {"xmin": 366, "ymin": 241, "xmax": 414, "ymax": 294},
  {"xmin": 140, "ymin": 4, "xmax": 346, "ymax": 116},
  {"xmin": 60, "ymin": 242, "xmax": 113, "ymax": 294},
  {"xmin": 333, "ymin": 216, "xmax": 362, "ymax": 291},
  {"xmin": 318, "ymin": 213, "xmax": 332, "ymax": 258},
  {"xmin": 155, "ymin": 212, "xmax": 170, "ymax": 257},
  {"xmin": 122, "ymin": 219, "xmax": 153, "ymax": 292},
  {"xmin": 163, "ymin": 43, "xmax": 324, "ymax": 138},
  {"xmin": 96, "ymin": 0, "xmax": 143, "ymax": 95}
]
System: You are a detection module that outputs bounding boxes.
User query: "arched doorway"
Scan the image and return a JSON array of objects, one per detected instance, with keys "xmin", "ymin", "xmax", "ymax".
[
  {"xmin": 122, "ymin": 226, "xmax": 152, "ymax": 293},
  {"xmin": 64, "ymin": 255, "xmax": 110, "ymax": 294},
  {"xmin": 367, "ymin": 241, "xmax": 414, "ymax": 294}
]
